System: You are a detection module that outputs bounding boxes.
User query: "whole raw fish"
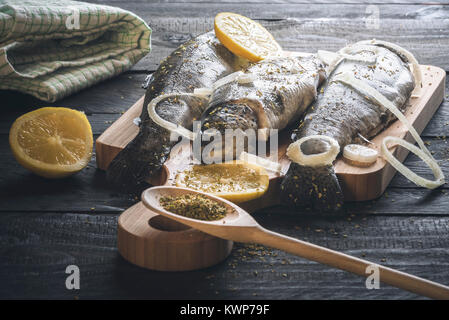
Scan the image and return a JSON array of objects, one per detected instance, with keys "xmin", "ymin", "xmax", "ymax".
[
  {"xmin": 107, "ymin": 32, "xmax": 237, "ymax": 189},
  {"xmin": 281, "ymin": 43, "xmax": 415, "ymax": 212}
]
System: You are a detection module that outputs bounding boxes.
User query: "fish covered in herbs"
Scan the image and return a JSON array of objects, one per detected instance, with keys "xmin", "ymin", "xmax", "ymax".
[
  {"xmin": 106, "ymin": 32, "xmax": 238, "ymax": 189},
  {"xmin": 106, "ymin": 25, "xmax": 444, "ymax": 209},
  {"xmin": 200, "ymin": 56, "xmax": 325, "ymax": 159},
  {"xmin": 280, "ymin": 40, "xmax": 437, "ymax": 212}
]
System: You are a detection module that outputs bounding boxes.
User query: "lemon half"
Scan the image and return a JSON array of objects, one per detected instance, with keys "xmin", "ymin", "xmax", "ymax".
[
  {"xmin": 176, "ymin": 161, "xmax": 269, "ymax": 203},
  {"xmin": 9, "ymin": 107, "xmax": 93, "ymax": 178},
  {"xmin": 214, "ymin": 12, "xmax": 282, "ymax": 62}
]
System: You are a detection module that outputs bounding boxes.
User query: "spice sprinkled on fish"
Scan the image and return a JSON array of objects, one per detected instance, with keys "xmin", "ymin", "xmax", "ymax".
[
  {"xmin": 107, "ymin": 32, "xmax": 238, "ymax": 189},
  {"xmin": 281, "ymin": 43, "xmax": 415, "ymax": 212}
]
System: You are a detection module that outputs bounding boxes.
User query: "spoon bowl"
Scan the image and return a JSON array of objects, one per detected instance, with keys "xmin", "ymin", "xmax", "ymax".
[{"xmin": 142, "ymin": 186, "xmax": 260, "ymax": 242}]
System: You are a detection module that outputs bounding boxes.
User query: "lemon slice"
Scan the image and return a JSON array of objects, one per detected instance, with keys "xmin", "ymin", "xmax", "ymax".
[
  {"xmin": 175, "ymin": 160, "xmax": 269, "ymax": 203},
  {"xmin": 9, "ymin": 107, "xmax": 93, "ymax": 178},
  {"xmin": 214, "ymin": 12, "xmax": 282, "ymax": 62}
]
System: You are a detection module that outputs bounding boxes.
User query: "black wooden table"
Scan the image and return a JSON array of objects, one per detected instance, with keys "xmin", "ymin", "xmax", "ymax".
[{"xmin": 1, "ymin": 1, "xmax": 449, "ymax": 300}]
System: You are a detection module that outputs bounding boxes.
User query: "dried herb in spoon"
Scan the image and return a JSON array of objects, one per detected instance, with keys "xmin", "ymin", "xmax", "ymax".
[{"xmin": 159, "ymin": 194, "xmax": 227, "ymax": 221}]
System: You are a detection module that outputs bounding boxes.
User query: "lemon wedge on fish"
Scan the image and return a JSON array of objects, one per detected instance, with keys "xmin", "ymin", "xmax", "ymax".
[
  {"xmin": 9, "ymin": 107, "xmax": 93, "ymax": 178},
  {"xmin": 175, "ymin": 161, "xmax": 269, "ymax": 203},
  {"xmin": 214, "ymin": 12, "xmax": 282, "ymax": 62}
]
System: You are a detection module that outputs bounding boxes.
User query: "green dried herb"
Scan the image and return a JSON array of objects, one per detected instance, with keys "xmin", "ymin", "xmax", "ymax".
[
  {"xmin": 180, "ymin": 163, "xmax": 262, "ymax": 193},
  {"xmin": 160, "ymin": 194, "xmax": 227, "ymax": 221}
]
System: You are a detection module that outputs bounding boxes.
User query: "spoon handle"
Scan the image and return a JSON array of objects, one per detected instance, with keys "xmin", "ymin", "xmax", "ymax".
[{"xmin": 252, "ymin": 226, "xmax": 449, "ymax": 299}]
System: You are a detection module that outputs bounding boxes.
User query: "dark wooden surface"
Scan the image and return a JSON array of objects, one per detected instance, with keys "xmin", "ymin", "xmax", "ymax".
[{"xmin": 1, "ymin": 0, "xmax": 449, "ymax": 300}]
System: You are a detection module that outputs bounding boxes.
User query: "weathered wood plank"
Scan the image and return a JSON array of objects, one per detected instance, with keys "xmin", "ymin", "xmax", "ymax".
[
  {"xmin": 90, "ymin": 1, "xmax": 449, "ymax": 4},
  {"xmin": 1, "ymin": 96, "xmax": 447, "ymax": 137},
  {"xmin": 1, "ymin": 212, "xmax": 448, "ymax": 299},
  {"xmin": 83, "ymin": 2, "xmax": 449, "ymax": 71},
  {"xmin": 0, "ymin": 134, "xmax": 137, "ymax": 213},
  {"xmin": 0, "ymin": 112, "xmax": 122, "ymax": 136},
  {"xmin": 0, "ymin": 132, "xmax": 447, "ymax": 213},
  {"xmin": 422, "ymin": 100, "xmax": 449, "ymax": 137},
  {"xmin": 1, "ymin": 73, "xmax": 447, "ymax": 213},
  {"xmin": 1, "ymin": 0, "xmax": 449, "ymax": 302},
  {"xmin": 265, "ymin": 188, "xmax": 449, "ymax": 216},
  {"xmin": 141, "ymin": 16, "xmax": 449, "ymax": 72},
  {"xmin": 0, "ymin": 73, "xmax": 148, "ymax": 116},
  {"xmin": 0, "ymin": 72, "xmax": 447, "ymax": 136},
  {"xmin": 0, "ymin": 73, "xmax": 147, "ymax": 136}
]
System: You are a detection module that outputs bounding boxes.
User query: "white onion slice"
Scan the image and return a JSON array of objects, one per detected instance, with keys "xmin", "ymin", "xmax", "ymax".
[
  {"xmin": 318, "ymin": 44, "xmax": 381, "ymax": 75},
  {"xmin": 356, "ymin": 39, "xmax": 422, "ymax": 95},
  {"xmin": 318, "ymin": 45, "xmax": 379, "ymax": 76},
  {"xmin": 193, "ymin": 87, "xmax": 213, "ymax": 97},
  {"xmin": 334, "ymin": 72, "xmax": 445, "ymax": 188},
  {"xmin": 382, "ymin": 136, "xmax": 444, "ymax": 189},
  {"xmin": 343, "ymin": 144, "xmax": 378, "ymax": 166},
  {"xmin": 287, "ymin": 135, "xmax": 340, "ymax": 167},
  {"xmin": 289, "ymin": 62, "xmax": 302, "ymax": 74},
  {"xmin": 147, "ymin": 93, "xmax": 205, "ymax": 141},
  {"xmin": 322, "ymin": 41, "xmax": 421, "ymax": 95},
  {"xmin": 358, "ymin": 132, "xmax": 374, "ymax": 145},
  {"xmin": 317, "ymin": 50, "xmax": 341, "ymax": 67},
  {"xmin": 212, "ymin": 71, "xmax": 256, "ymax": 90},
  {"xmin": 239, "ymin": 151, "xmax": 281, "ymax": 173},
  {"xmin": 213, "ymin": 71, "xmax": 244, "ymax": 90},
  {"xmin": 334, "ymin": 72, "xmax": 430, "ymax": 156},
  {"xmin": 338, "ymin": 44, "xmax": 380, "ymax": 64},
  {"xmin": 317, "ymin": 50, "xmax": 343, "ymax": 75},
  {"xmin": 237, "ymin": 73, "xmax": 257, "ymax": 84}
]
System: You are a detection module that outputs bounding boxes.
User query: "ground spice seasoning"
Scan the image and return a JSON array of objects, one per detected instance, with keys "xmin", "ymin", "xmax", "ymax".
[
  {"xmin": 159, "ymin": 194, "xmax": 227, "ymax": 221},
  {"xmin": 179, "ymin": 163, "xmax": 263, "ymax": 193}
]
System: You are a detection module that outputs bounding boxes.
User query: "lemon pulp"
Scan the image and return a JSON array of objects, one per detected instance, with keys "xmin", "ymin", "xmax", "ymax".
[
  {"xmin": 9, "ymin": 107, "xmax": 93, "ymax": 178},
  {"xmin": 176, "ymin": 161, "xmax": 269, "ymax": 203},
  {"xmin": 214, "ymin": 12, "xmax": 282, "ymax": 62}
]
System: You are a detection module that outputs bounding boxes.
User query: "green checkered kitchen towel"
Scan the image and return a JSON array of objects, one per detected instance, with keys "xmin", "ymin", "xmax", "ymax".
[{"xmin": 0, "ymin": 0, "xmax": 151, "ymax": 102}]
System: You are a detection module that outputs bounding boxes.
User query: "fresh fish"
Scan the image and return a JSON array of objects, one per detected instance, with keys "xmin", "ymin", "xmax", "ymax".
[
  {"xmin": 280, "ymin": 43, "xmax": 415, "ymax": 212},
  {"xmin": 107, "ymin": 32, "xmax": 237, "ymax": 189},
  {"xmin": 200, "ymin": 56, "xmax": 325, "ymax": 158}
]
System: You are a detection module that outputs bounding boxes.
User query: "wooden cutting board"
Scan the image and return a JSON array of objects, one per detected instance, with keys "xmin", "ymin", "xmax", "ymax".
[{"xmin": 96, "ymin": 65, "xmax": 445, "ymax": 208}]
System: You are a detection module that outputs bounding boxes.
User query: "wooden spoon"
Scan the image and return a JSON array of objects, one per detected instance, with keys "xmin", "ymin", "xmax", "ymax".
[{"xmin": 141, "ymin": 186, "xmax": 449, "ymax": 300}]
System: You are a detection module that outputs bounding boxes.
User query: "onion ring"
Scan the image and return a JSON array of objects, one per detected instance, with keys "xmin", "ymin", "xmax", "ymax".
[
  {"xmin": 334, "ymin": 72, "xmax": 430, "ymax": 156},
  {"xmin": 147, "ymin": 93, "xmax": 207, "ymax": 141},
  {"xmin": 318, "ymin": 44, "xmax": 380, "ymax": 76},
  {"xmin": 193, "ymin": 87, "xmax": 213, "ymax": 97},
  {"xmin": 287, "ymin": 135, "xmax": 340, "ymax": 167},
  {"xmin": 338, "ymin": 44, "xmax": 380, "ymax": 64},
  {"xmin": 334, "ymin": 72, "xmax": 445, "ymax": 189},
  {"xmin": 382, "ymin": 136, "xmax": 444, "ymax": 189},
  {"xmin": 356, "ymin": 39, "xmax": 422, "ymax": 95},
  {"xmin": 317, "ymin": 50, "xmax": 341, "ymax": 67}
]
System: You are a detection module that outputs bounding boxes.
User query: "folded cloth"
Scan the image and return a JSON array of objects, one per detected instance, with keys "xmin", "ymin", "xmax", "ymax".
[{"xmin": 0, "ymin": 0, "xmax": 151, "ymax": 102}]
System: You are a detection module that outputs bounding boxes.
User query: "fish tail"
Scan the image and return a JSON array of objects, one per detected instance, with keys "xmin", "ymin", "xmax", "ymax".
[
  {"xmin": 280, "ymin": 162, "xmax": 344, "ymax": 213},
  {"xmin": 106, "ymin": 135, "xmax": 167, "ymax": 190}
]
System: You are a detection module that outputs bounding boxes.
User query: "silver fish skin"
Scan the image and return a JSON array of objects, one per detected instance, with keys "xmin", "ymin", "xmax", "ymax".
[
  {"xmin": 200, "ymin": 56, "xmax": 325, "ymax": 156},
  {"xmin": 281, "ymin": 44, "xmax": 415, "ymax": 212},
  {"xmin": 106, "ymin": 32, "xmax": 237, "ymax": 189}
]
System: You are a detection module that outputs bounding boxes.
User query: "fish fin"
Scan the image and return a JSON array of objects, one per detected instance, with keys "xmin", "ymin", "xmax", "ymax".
[{"xmin": 280, "ymin": 163, "xmax": 344, "ymax": 213}]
